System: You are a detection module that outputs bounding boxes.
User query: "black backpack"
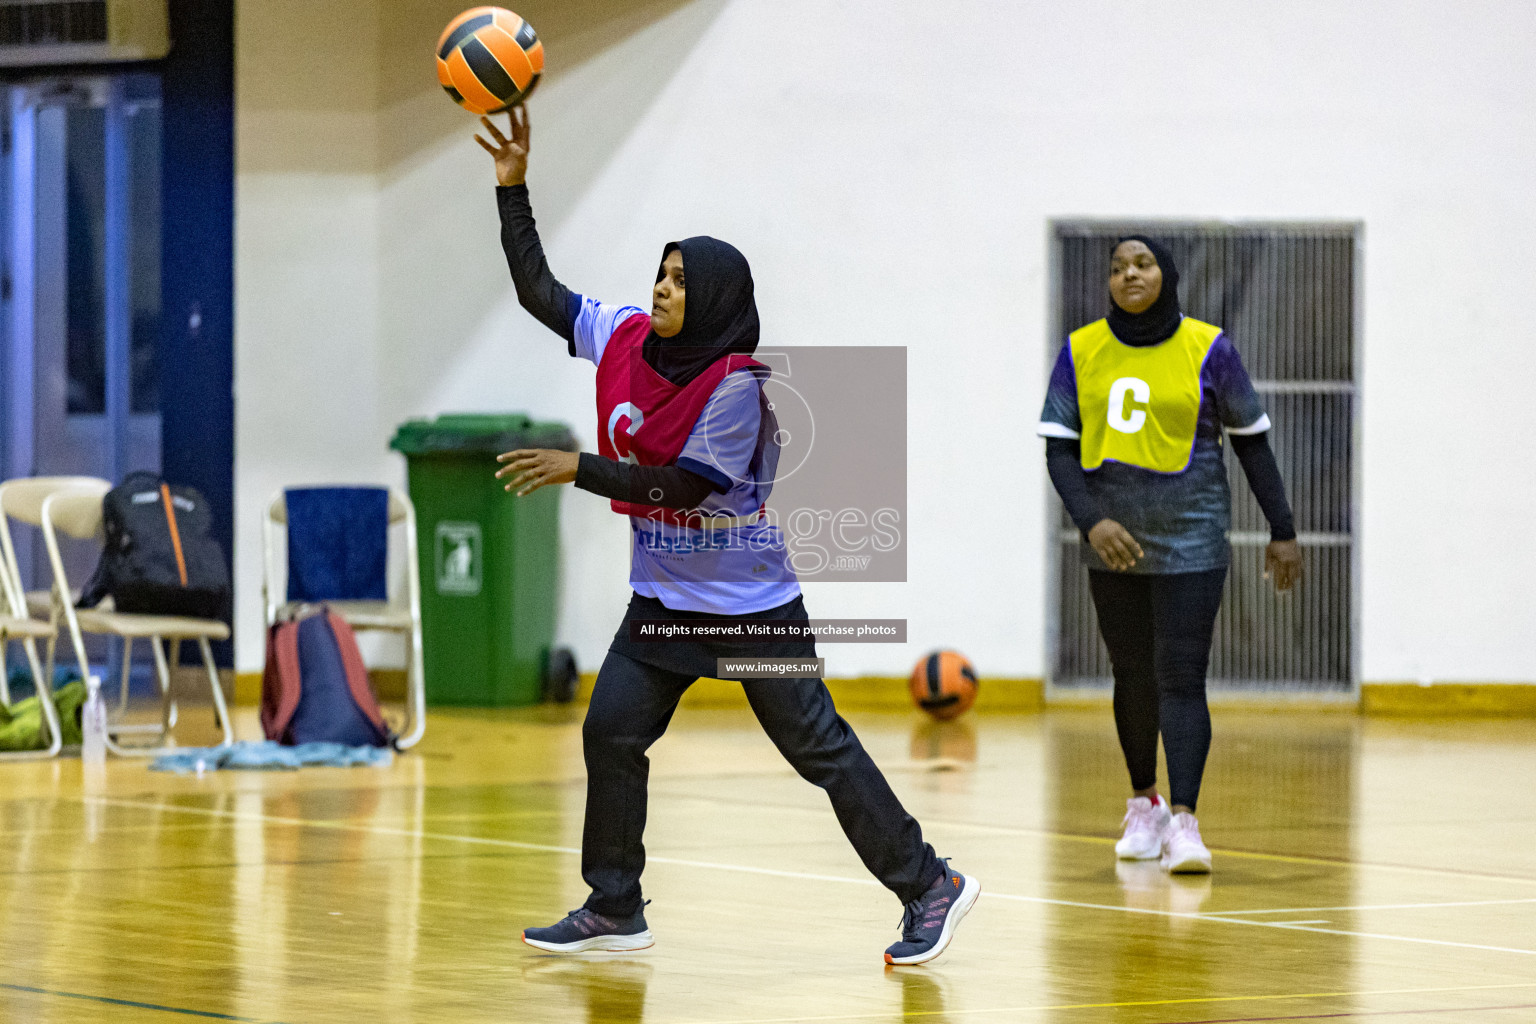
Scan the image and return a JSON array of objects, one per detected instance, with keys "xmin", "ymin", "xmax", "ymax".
[{"xmin": 79, "ymin": 472, "xmax": 231, "ymax": 621}]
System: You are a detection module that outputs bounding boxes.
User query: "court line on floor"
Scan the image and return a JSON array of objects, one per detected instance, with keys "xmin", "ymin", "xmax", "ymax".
[
  {"xmin": 978, "ymin": 890, "xmax": 1536, "ymax": 957},
  {"xmin": 674, "ymin": 983, "xmax": 1536, "ymax": 1024},
  {"xmin": 0, "ymin": 847, "xmax": 556, "ymax": 878},
  {"xmin": 78, "ymin": 796, "xmax": 1536, "ymax": 959},
  {"xmin": 1204, "ymin": 898, "xmax": 1536, "ymax": 916},
  {"xmin": 929, "ymin": 820, "xmax": 1536, "ymax": 884},
  {"xmin": 1161, "ymin": 1003, "xmax": 1536, "ymax": 1023},
  {"xmin": 0, "ymin": 982, "xmax": 290, "ymax": 1023},
  {"xmin": 77, "ymin": 795, "xmax": 583, "ymax": 853},
  {"xmin": 355, "ymin": 781, "xmax": 1536, "ymax": 890},
  {"xmin": 0, "ymin": 822, "xmax": 243, "ymax": 839},
  {"xmin": 648, "ymin": 786, "xmax": 1536, "ymax": 887},
  {"xmin": 119, "ymin": 773, "xmax": 1532, "ymax": 888}
]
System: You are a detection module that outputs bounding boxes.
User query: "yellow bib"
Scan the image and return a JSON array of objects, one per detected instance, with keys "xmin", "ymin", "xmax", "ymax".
[{"xmin": 1071, "ymin": 317, "xmax": 1222, "ymax": 473}]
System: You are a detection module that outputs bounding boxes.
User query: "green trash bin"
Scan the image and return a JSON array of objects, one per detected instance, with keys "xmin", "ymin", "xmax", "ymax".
[{"xmin": 389, "ymin": 413, "xmax": 577, "ymax": 707}]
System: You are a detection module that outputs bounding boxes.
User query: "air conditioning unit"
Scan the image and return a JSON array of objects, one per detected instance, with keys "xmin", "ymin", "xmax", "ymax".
[{"xmin": 0, "ymin": 0, "xmax": 169, "ymax": 67}]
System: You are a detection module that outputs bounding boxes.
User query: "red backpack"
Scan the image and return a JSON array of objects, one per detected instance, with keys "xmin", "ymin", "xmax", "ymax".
[{"xmin": 261, "ymin": 609, "xmax": 393, "ymax": 747}]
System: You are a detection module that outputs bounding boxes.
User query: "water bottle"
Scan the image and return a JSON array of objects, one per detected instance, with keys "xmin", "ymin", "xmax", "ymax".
[{"xmin": 82, "ymin": 675, "xmax": 107, "ymax": 770}]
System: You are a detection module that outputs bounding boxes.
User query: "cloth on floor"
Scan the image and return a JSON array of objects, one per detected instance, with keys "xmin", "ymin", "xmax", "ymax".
[
  {"xmin": 284, "ymin": 486, "xmax": 389, "ymax": 602},
  {"xmin": 0, "ymin": 679, "xmax": 86, "ymax": 751},
  {"xmin": 150, "ymin": 740, "xmax": 393, "ymax": 773}
]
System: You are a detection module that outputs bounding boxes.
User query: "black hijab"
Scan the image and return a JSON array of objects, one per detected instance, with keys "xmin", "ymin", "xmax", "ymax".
[
  {"xmin": 642, "ymin": 236, "xmax": 760, "ymax": 387},
  {"xmin": 1106, "ymin": 234, "xmax": 1182, "ymax": 347}
]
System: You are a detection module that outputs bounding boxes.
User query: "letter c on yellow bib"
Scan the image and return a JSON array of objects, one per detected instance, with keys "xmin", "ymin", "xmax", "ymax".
[
  {"xmin": 1069, "ymin": 317, "xmax": 1223, "ymax": 473},
  {"xmin": 1107, "ymin": 377, "xmax": 1150, "ymax": 434}
]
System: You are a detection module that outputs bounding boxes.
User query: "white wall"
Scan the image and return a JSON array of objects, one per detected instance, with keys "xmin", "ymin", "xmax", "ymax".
[
  {"xmin": 235, "ymin": 0, "xmax": 393, "ymax": 653},
  {"xmin": 235, "ymin": 0, "xmax": 1536, "ymax": 684}
]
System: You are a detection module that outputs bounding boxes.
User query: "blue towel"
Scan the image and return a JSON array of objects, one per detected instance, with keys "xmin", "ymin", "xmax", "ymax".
[
  {"xmin": 285, "ymin": 487, "xmax": 389, "ymax": 602},
  {"xmin": 150, "ymin": 740, "xmax": 394, "ymax": 773}
]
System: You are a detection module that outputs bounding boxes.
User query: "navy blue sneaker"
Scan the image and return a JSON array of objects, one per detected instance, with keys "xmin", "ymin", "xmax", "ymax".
[
  {"xmin": 522, "ymin": 905, "xmax": 654, "ymax": 953},
  {"xmin": 884, "ymin": 861, "xmax": 979, "ymax": 965}
]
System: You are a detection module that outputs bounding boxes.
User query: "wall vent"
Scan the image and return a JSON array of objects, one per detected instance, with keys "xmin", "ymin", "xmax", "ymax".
[
  {"xmin": 0, "ymin": 0, "xmax": 167, "ymax": 66},
  {"xmin": 1048, "ymin": 222, "xmax": 1360, "ymax": 695}
]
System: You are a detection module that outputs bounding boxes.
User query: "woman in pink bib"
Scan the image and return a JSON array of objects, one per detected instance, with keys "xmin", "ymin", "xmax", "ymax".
[{"xmin": 476, "ymin": 108, "xmax": 977, "ymax": 964}]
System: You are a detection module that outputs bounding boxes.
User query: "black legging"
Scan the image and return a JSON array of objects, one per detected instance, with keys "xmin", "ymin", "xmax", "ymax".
[
  {"xmin": 580, "ymin": 649, "xmax": 942, "ymax": 917},
  {"xmin": 1088, "ymin": 566, "xmax": 1227, "ymax": 812}
]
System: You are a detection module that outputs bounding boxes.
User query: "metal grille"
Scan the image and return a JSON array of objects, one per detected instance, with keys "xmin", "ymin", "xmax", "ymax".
[
  {"xmin": 1050, "ymin": 223, "xmax": 1358, "ymax": 694},
  {"xmin": 0, "ymin": 1, "xmax": 107, "ymax": 46}
]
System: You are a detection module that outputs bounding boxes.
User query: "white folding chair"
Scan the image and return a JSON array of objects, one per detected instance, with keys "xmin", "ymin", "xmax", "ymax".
[
  {"xmin": 262, "ymin": 487, "xmax": 426, "ymax": 750},
  {"xmin": 0, "ymin": 610, "xmax": 62, "ymax": 760},
  {"xmin": 41, "ymin": 485, "xmax": 234, "ymax": 756},
  {"xmin": 0, "ymin": 477, "xmax": 110, "ymax": 759}
]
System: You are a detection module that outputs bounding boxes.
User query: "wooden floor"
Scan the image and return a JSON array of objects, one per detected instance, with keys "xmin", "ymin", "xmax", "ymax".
[{"xmin": 1, "ymin": 703, "xmax": 1534, "ymax": 1023}]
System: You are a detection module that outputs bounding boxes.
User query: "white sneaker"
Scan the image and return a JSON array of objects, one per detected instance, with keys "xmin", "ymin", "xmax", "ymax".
[
  {"xmin": 1115, "ymin": 795, "xmax": 1171, "ymax": 860},
  {"xmin": 1161, "ymin": 812, "xmax": 1212, "ymax": 874}
]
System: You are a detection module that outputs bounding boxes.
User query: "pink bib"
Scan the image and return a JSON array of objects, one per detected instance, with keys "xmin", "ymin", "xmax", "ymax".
[{"xmin": 595, "ymin": 313, "xmax": 767, "ymax": 524}]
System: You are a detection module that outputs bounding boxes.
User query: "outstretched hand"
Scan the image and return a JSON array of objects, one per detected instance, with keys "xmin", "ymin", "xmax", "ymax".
[
  {"xmin": 496, "ymin": 448, "xmax": 577, "ymax": 496},
  {"xmin": 474, "ymin": 105, "xmax": 529, "ymax": 187}
]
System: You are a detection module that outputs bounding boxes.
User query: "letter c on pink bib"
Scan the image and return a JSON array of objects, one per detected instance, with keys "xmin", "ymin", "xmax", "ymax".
[{"xmin": 608, "ymin": 402, "xmax": 644, "ymax": 464}]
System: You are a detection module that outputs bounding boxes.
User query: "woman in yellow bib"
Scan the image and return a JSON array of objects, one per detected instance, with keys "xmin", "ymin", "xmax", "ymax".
[{"xmin": 1038, "ymin": 236, "xmax": 1303, "ymax": 874}]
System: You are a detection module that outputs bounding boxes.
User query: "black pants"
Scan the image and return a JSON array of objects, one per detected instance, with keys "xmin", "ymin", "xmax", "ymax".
[
  {"xmin": 581, "ymin": 649, "xmax": 942, "ymax": 917},
  {"xmin": 1088, "ymin": 566, "xmax": 1227, "ymax": 812}
]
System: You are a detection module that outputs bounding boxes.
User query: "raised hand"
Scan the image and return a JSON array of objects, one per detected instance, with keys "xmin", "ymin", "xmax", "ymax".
[{"xmin": 474, "ymin": 105, "xmax": 530, "ymax": 187}]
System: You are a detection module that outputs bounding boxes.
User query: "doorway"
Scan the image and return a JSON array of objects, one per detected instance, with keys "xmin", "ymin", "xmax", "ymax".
[
  {"xmin": 2, "ymin": 73, "xmax": 162, "ymax": 593},
  {"xmin": 1048, "ymin": 222, "xmax": 1359, "ymax": 696}
]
